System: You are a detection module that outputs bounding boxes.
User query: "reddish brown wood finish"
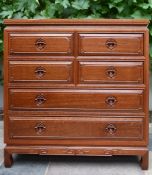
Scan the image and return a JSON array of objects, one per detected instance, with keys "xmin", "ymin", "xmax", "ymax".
[
  {"xmin": 79, "ymin": 33, "xmax": 143, "ymax": 56},
  {"xmin": 9, "ymin": 117, "xmax": 143, "ymax": 140},
  {"xmin": 78, "ymin": 61, "xmax": 143, "ymax": 84},
  {"xmin": 3, "ymin": 19, "xmax": 149, "ymax": 169},
  {"xmin": 9, "ymin": 89, "xmax": 144, "ymax": 111},
  {"xmin": 9, "ymin": 61, "xmax": 74, "ymax": 83},
  {"xmin": 9, "ymin": 33, "xmax": 74, "ymax": 55}
]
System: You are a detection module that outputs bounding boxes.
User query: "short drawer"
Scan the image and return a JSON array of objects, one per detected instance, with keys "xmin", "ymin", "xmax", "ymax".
[
  {"xmin": 9, "ymin": 117, "xmax": 143, "ymax": 140},
  {"xmin": 9, "ymin": 89, "xmax": 144, "ymax": 112},
  {"xmin": 9, "ymin": 61, "xmax": 73, "ymax": 84},
  {"xmin": 79, "ymin": 33, "xmax": 143, "ymax": 56},
  {"xmin": 78, "ymin": 61, "xmax": 143, "ymax": 84},
  {"xmin": 9, "ymin": 33, "xmax": 74, "ymax": 55}
]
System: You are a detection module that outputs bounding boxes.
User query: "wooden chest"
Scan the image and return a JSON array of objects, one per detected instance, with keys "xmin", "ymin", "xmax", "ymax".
[{"xmin": 3, "ymin": 19, "xmax": 149, "ymax": 169}]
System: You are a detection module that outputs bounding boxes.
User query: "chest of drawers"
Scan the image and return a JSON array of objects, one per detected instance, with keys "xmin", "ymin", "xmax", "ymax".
[{"xmin": 3, "ymin": 19, "xmax": 149, "ymax": 169}]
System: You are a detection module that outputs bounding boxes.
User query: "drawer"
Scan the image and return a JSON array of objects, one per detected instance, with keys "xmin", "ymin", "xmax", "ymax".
[
  {"xmin": 78, "ymin": 33, "xmax": 143, "ymax": 56},
  {"xmin": 9, "ymin": 33, "xmax": 74, "ymax": 55},
  {"xmin": 9, "ymin": 117, "xmax": 143, "ymax": 140},
  {"xmin": 9, "ymin": 61, "xmax": 73, "ymax": 84},
  {"xmin": 78, "ymin": 61, "xmax": 143, "ymax": 84},
  {"xmin": 9, "ymin": 89, "xmax": 143, "ymax": 112}
]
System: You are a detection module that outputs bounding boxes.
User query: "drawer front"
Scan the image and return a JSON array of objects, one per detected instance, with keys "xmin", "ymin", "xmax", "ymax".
[
  {"xmin": 79, "ymin": 34, "xmax": 143, "ymax": 55},
  {"xmin": 9, "ymin": 61, "xmax": 73, "ymax": 83},
  {"xmin": 9, "ymin": 33, "xmax": 73, "ymax": 55},
  {"xmin": 9, "ymin": 89, "xmax": 143, "ymax": 112},
  {"xmin": 9, "ymin": 117, "xmax": 143, "ymax": 140},
  {"xmin": 78, "ymin": 61, "xmax": 143, "ymax": 84}
]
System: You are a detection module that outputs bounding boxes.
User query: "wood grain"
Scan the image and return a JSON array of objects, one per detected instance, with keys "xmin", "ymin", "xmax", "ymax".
[{"xmin": 3, "ymin": 19, "xmax": 149, "ymax": 170}]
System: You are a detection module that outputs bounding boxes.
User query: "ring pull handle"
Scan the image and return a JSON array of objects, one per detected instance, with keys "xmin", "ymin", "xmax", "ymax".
[
  {"xmin": 35, "ymin": 38, "xmax": 46, "ymax": 50},
  {"xmin": 34, "ymin": 122, "xmax": 46, "ymax": 134},
  {"xmin": 105, "ymin": 96, "xmax": 117, "ymax": 107},
  {"xmin": 105, "ymin": 123, "xmax": 117, "ymax": 135},
  {"xmin": 35, "ymin": 66, "xmax": 46, "ymax": 78},
  {"xmin": 106, "ymin": 67, "xmax": 117, "ymax": 78},
  {"xmin": 35, "ymin": 94, "xmax": 46, "ymax": 106},
  {"xmin": 105, "ymin": 39, "xmax": 117, "ymax": 50}
]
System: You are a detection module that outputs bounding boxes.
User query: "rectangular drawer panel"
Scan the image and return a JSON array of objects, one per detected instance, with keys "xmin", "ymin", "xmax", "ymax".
[
  {"xmin": 9, "ymin": 89, "xmax": 143, "ymax": 112},
  {"xmin": 79, "ymin": 33, "xmax": 143, "ymax": 56},
  {"xmin": 9, "ymin": 33, "xmax": 73, "ymax": 55},
  {"xmin": 78, "ymin": 61, "xmax": 143, "ymax": 84},
  {"xmin": 9, "ymin": 117, "xmax": 143, "ymax": 140},
  {"xmin": 9, "ymin": 61, "xmax": 73, "ymax": 83}
]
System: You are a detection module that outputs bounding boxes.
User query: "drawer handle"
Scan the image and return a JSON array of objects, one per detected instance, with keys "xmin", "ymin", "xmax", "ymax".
[
  {"xmin": 35, "ymin": 94, "xmax": 46, "ymax": 106},
  {"xmin": 106, "ymin": 67, "xmax": 117, "ymax": 78},
  {"xmin": 35, "ymin": 38, "xmax": 46, "ymax": 50},
  {"xmin": 105, "ymin": 96, "xmax": 117, "ymax": 107},
  {"xmin": 105, "ymin": 124, "xmax": 117, "ymax": 135},
  {"xmin": 34, "ymin": 122, "xmax": 46, "ymax": 134},
  {"xmin": 105, "ymin": 39, "xmax": 117, "ymax": 50},
  {"xmin": 35, "ymin": 66, "xmax": 46, "ymax": 78}
]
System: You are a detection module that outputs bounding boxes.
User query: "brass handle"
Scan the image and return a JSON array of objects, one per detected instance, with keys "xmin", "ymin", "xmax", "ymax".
[
  {"xmin": 35, "ymin": 66, "xmax": 46, "ymax": 78},
  {"xmin": 106, "ymin": 67, "xmax": 117, "ymax": 78},
  {"xmin": 105, "ymin": 39, "xmax": 117, "ymax": 50},
  {"xmin": 34, "ymin": 122, "xmax": 46, "ymax": 134},
  {"xmin": 35, "ymin": 94, "xmax": 46, "ymax": 106},
  {"xmin": 105, "ymin": 96, "xmax": 117, "ymax": 107},
  {"xmin": 105, "ymin": 123, "xmax": 117, "ymax": 135},
  {"xmin": 35, "ymin": 38, "xmax": 46, "ymax": 50}
]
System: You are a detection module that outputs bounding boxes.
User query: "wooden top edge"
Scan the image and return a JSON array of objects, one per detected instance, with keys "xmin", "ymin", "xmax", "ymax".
[{"xmin": 3, "ymin": 19, "xmax": 149, "ymax": 26}]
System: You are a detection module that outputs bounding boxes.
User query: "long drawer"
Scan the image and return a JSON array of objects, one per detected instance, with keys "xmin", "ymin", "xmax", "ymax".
[
  {"xmin": 9, "ymin": 117, "xmax": 143, "ymax": 140},
  {"xmin": 9, "ymin": 89, "xmax": 144, "ymax": 112},
  {"xmin": 79, "ymin": 33, "xmax": 143, "ymax": 56},
  {"xmin": 9, "ymin": 61, "xmax": 74, "ymax": 83},
  {"xmin": 78, "ymin": 61, "xmax": 143, "ymax": 84},
  {"xmin": 9, "ymin": 33, "xmax": 74, "ymax": 55}
]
